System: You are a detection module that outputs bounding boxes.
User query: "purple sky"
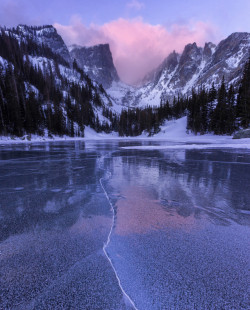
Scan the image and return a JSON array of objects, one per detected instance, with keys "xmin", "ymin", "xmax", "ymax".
[{"xmin": 1, "ymin": 0, "xmax": 249, "ymax": 83}]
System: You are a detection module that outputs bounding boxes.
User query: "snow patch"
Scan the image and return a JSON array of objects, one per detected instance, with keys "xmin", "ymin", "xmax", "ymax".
[{"xmin": 0, "ymin": 56, "xmax": 8, "ymax": 67}]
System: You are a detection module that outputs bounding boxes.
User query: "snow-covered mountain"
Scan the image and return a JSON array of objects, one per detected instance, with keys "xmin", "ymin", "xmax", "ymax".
[
  {"xmin": 14, "ymin": 25, "xmax": 73, "ymax": 65},
  {"xmin": 195, "ymin": 32, "xmax": 250, "ymax": 87},
  {"xmin": 1, "ymin": 24, "xmax": 249, "ymax": 113},
  {"xmin": 104, "ymin": 32, "xmax": 250, "ymax": 107},
  {"xmin": 0, "ymin": 24, "xmax": 249, "ymax": 139},
  {"xmin": 0, "ymin": 25, "xmax": 118, "ymax": 137},
  {"xmin": 69, "ymin": 44, "xmax": 119, "ymax": 88},
  {"xmin": 11, "ymin": 25, "xmax": 249, "ymax": 110}
]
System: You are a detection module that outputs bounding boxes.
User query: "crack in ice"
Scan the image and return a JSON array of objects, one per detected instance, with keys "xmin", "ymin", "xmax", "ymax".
[{"xmin": 99, "ymin": 157, "xmax": 139, "ymax": 310}]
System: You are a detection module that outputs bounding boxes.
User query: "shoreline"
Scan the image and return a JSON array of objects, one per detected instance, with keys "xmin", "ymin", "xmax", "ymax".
[
  {"xmin": 0, "ymin": 117, "xmax": 249, "ymax": 147},
  {"xmin": 1, "ymin": 134, "xmax": 250, "ymax": 147}
]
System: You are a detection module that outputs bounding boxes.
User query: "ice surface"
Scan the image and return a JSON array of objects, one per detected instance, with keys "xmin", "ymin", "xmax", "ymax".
[
  {"xmin": 122, "ymin": 143, "xmax": 250, "ymax": 150},
  {"xmin": 0, "ymin": 142, "xmax": 131, "ymax": 309},
  {"xmin": 0, "ymin": 141, "xmax": 249, "ymax": 309},
  {"xmin": 105, "ymin": 145, "xmax": 250, "ymax": 309}
]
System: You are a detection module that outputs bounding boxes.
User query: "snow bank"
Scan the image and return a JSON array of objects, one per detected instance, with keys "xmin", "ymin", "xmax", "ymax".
[
  {"xmin": 120, "ymin": 117, "xmax": 250, "ymax": 149},
  {"xmin": 84, "ymin": 127, "xmax": 119, "ymax": 140},
  {"xmin": 0, "ymin": 127, "xmax": 118, "ymax": 145}
]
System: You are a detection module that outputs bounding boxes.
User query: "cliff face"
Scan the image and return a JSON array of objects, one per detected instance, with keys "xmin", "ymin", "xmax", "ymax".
[{"xmin": 69, "ymin": 44, "xmax": 119, "ymax": 88}]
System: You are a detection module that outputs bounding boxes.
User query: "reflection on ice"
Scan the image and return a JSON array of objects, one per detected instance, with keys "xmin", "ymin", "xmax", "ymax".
[
  {"xmin": 108, "ymin": 148, "xmax": 250, "ymax": 227},
  {"xmin": 115, "ymin": 186, "xmax": 199, "ymax": 235}
]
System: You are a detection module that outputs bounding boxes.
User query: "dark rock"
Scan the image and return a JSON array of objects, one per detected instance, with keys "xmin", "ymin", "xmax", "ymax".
[
  {"xmin": 142, "ymin": 51, "xmax": 179, "ymax": 86},
  {"xmin": 70, "ymin": 44, "xmax": 119, "ymax": 88},
  {"xmin": 172, "ymin": 42, "xmax": 203, "ymax": 88},
  {"xmin": 203, "ymin": 42, "xmax": 216, "ymax": 61}
]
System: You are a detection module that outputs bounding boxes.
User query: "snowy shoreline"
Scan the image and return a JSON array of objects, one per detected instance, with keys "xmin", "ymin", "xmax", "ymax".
[{"xmin": 0, "ymin": 117, "xmax": 250, "ymax": 148}]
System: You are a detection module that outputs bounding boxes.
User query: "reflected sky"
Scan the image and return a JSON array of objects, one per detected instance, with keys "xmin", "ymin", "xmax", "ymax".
[
  {"xmin": 0, "ymin": 141, "xmax": 249, "ymax": 309},
  {"xmin": 114, "ymin": 186, "xmax": 199, "ymax": 235}
]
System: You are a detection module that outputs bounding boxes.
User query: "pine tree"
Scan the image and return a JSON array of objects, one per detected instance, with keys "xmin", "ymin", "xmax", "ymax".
[
  {"xmin": 237, "ymin": 57, "xmax": 250, "ymax": 128},
  {"xmin": 226, "ymin": 84, "xmax": 236, "ymax": 134},
  {"xmin": 208, "ymin": 83, "xmax": 217, "ymax": 132},
  {"xmin": 212, "ymin": 77, "xmax": 228, "ymax": 134},
  {"xmin": 200, "ymin": 88, "xmax": 208, "ymax": 134}
]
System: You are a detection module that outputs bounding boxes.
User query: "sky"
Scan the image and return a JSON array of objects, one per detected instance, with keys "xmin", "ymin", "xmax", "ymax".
[{"xmin": 0, "ymin": 0, "xmax": 249, "ymax": 84}]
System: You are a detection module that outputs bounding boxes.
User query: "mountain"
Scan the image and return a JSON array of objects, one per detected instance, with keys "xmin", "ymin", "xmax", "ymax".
[
  {"xmin": 69, "ymin": 44, "xmax": 119, "ymax": 88},
  {"xmin": 0, "ymin": 25, "xmax": 115, "ymax": 138},
  {"xmin": 195, "ymin": 32, "xmax": 250, "ymax": 87},
  {"xmin": 141, "ymin": 50, "xmax": 180, "ymax": 86},
  {"xmin": 0, "ymin": 24, "xmax": 249, "ymax": 138},
  {"xmin": 14, "ymin": 25, "xmax": 73, "ymax": 65},
  {"xmin": 104, "ymin": 32, "xmax": 249, "ymax": 107},
  {"xmin": 133, "ymin": 32, "xmax": 250, "ymax": 106}
]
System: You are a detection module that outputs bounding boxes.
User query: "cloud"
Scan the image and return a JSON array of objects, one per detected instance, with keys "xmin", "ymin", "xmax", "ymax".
[
  {"xmin": 127, "ymin": 0, "xmax": 145, "ymax": 11},
  {"xmin": 55, "ymin": 17, "xmax": 219, "ymax": 85}
]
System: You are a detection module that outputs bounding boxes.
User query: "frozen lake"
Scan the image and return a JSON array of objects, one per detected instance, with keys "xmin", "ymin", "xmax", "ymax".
[{"xmin": 0, "ymin": 140, "xmax": 249, "ymax": 309}]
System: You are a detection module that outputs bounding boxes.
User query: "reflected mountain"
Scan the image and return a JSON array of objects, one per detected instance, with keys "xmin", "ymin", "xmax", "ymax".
[{"xmin": 106, "ymin": 147, "xmax": 250, "ymax": 232}]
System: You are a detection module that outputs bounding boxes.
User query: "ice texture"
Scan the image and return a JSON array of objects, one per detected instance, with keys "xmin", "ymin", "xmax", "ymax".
[{"xmin": 0, "ymin": 141, "xmax": 249, "ymax": 309}]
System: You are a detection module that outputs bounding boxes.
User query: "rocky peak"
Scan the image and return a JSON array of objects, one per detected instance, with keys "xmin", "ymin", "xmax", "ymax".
[
  {"xmin": 196, "ymin": 32, "xmax": 250, "ymax": 87},
  {"xmin": 70, "ymin": 43, "xmax": 119, "ymax": 88},
  {"xmin": 173, "ymin": 42, "xmax": 203, "ymax": 88},
  {"xmin": 179, "ymin": 43, "xmax": 202, "ymax": 66},
  {"xmin": 203, "ymin": 42, "xmax": 216, "ymax": 60},
  {"xmin": 130, "ymin": 32, "xmax": 249, "ymax": 108},
  {"xmin": 163, "ymin": 50, "xmax": 179, "ymax": 72},
  {"xmin": 212, "ymin": 32, "xmax": 250, "ymax": 66},
  {"xmin": 17, "ymin": 24, "xmax": 56, "ymax": 33},
  {"xmin": 141, "ymin": 51, "xmax": 179, "ymax": 86}
]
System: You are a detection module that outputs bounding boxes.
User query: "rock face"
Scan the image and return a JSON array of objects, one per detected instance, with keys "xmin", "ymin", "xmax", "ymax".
[
  {"xmin": 142, "ymin": 51, "xmax": 179, "ymax": 87},
  {"xmin": 174, "ymin": 42, "xmax": 203, "ymax": 88},
  {"xmin": 69, "ymin": 44, "xmax": 119, "ymax": 88},
  {"xmin": 233, "ymin": 128, "xmax": 250, "ymax": 139},
  {"xmin": 16, "ymin": 25, "xmax": 72, "ymax": 65}
]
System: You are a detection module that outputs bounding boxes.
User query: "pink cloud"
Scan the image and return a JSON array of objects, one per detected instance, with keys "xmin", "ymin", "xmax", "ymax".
[{"xmin": 55, "ymin": 17, "xmax": 220, "ymax": 85}]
